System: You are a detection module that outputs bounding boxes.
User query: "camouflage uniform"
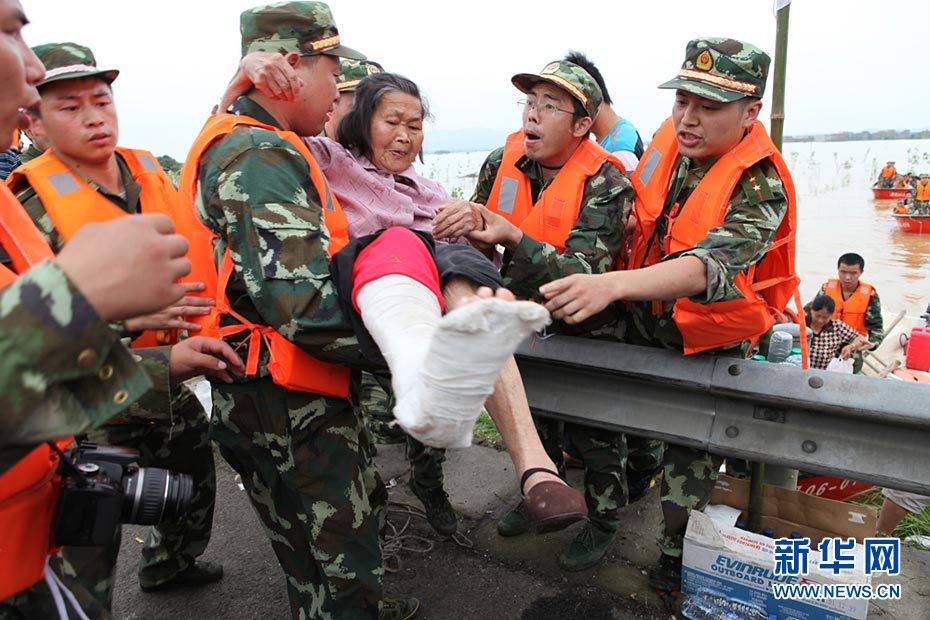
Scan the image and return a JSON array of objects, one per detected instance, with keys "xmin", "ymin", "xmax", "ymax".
[
  {"xmin": 473, "ymin": 61, "xmax": 658, "ymax": 529},
  {"xmin": 16, "ymin": 143, "xmax": 43, "ymax": 165},
  {"xmin": 0, "ymin": 255, "xmax": 172, "ymax": 619},
  {"xmin": 911, "ymin": 178, "xmax": 930, "ymax": 214},
  {"xmin": 639, "ymin": 38, "xmax": 788, "ymax": 561},
  {"xmin": 14, "ymin": 149, "xmax": 218, "ymax": 605},
  {"xmin": 194, "ymin": 85, "xmax": 384, "ymax": 617}
]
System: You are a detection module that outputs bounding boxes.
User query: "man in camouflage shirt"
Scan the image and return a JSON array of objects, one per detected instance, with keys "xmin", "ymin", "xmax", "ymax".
[
  {"xmin": 0, "ymin": 6, "xmax": 242, "ymax": 618},
  {"xmin": 188, "ymin": 3, "xmax": 423, "ymax": 618},
  {"xmin": 8, "ymin": 41, "xmax": 224, "ymax": 607},
  {"xmin": 435, "ymin": 59, "xmax": 640, "ymax": 571},
  {"xmin": 540, "ymin": 38, "xmax": 794, "ymax": 591}
]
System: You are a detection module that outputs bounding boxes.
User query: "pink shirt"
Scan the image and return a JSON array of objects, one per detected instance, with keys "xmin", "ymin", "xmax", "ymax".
[{"xmin": 304, "ymin": 137, "xmax": 450, "ymax": 240}]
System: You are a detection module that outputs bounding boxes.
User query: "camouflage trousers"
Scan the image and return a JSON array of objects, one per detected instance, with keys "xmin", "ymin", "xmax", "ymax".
[
  {"xmin": 537, "ymin": 418, "xmax": 626, "ymax": 528},
  {"xmin": 878, "ymin": 177, "xmax": 895, "ymax": 189},
  {"xmin": 0, "ymin": 384, "xmax": 216, "ymax": 619},
  {"xmin": 361, "ymin": 371, "xmax": 446, "ymax": 492},
  {"xmin": 211, "ymin": 377, "xmax": 382, "ymax": 620},
  {"xmin": 911, "ymin": 200, "xmax": 930, "ymax": 215},
  {"xmin": 657, "ymin": 443, "xmax": 725, "ymax": 557}
]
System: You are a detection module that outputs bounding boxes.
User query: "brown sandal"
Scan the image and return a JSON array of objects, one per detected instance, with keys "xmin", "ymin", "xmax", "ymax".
[{"xmin": 520, "ymin": 467, "xmax": 588, "ymax": 534}]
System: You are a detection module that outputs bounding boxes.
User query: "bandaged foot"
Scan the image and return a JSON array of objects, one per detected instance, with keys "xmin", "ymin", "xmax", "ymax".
[{"xmin": 395, "ymin": 297, "xmax": 550, "ymax": 448}]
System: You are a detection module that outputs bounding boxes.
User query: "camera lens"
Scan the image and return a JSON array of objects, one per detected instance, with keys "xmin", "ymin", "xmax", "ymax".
[{"xmin": 121, "ymin": 467, "xmax": 194, "ymax": 525}]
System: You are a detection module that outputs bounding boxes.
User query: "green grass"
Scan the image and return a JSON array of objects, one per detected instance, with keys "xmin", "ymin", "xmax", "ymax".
[
  {"xmin": 472, "ymin": 410, "xmax": 502, "ymax": 446},
  {"xmin": 850, "ymin": 488, "xmax": 930, "ymax": 541}
]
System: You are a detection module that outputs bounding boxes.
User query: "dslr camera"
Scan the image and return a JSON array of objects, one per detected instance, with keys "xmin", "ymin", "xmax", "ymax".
[{"xmin": 53, "ymin": 442, "xmax": 193, "ymax": 546}]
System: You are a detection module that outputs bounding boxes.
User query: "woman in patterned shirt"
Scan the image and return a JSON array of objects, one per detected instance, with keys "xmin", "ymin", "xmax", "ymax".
[{"xmin": 807, "ymin": 295, "xmax": 874, "ymax": 370}]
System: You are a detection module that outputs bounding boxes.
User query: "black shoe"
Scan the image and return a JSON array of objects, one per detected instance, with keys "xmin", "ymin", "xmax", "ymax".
[
  {"xmin": 627, "ymin": 465, "xmax": 663, "ymax": 503},
  {"xmin": 648, "ymin": 553, "xmax": 682, "ymax": 592},
  {"xmin": 140, "ymin": 560, "xmax": 224, "ymax": 592},
  {"xmin": 408, "ymin": 479, "xmax": 458, "ymax": 536},
  {"xmin": 379, "ymin": 597, "xmax": 420, "ymax": 620}
]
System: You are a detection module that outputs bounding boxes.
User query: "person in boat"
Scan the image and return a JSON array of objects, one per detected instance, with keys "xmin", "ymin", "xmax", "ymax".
[
  {"xmin": 219, "ymin": 53, "xmax": 589, "ymax": 540},
  {"xmin": 910, "ymin": 173, "xmax": 930, "ymax": 214},
  {"xmin": 535, "ymin": 37, "xmax": 800, "ymax": 592},
  {"xmin": 806, "ymin": 295, "xmax": 873, "ymax": 371},
  {"xmin": 561, "ymin": 50, "xmax": 645, "ymax": 173},
  {"xmin": 808, "ymin": 252, "xmax": 883, "ymax": 373},
  {"xmin": 878, "ymin": 160, "xmax": 897, "ymax": 189},
  {"xmin": 438, "ymin": 58, "xmax": 638, "ymax": 572}
]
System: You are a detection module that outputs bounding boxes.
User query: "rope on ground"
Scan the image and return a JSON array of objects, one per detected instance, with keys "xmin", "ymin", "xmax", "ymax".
[{"xmin": 381, "ymin": 498, "xmax": 474, "ymax": 573}]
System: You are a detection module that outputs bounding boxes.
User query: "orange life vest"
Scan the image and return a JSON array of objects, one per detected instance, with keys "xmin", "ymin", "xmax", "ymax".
[
  {"xmin": 823, "ymin": 278, "xmax": 874, "ymax": 336},
  {"xmin": 177, "ymin": 113, "xmax": 350, "ymax": 398},
  {"xmin": 484, "ymin": 130, "xmax": 623, "ymax": 252},
  {"xmin": 880, "ymin": 165, "xmax": 897, "ymax": 179},
  {"xmin": 0, "ymin": 183, "xmax": 71, "ymax": 600},
  {"xmin": 7, "ymin": 148, "xmax": 186, "ymax": 348},
  {"xmin": 915, "ymin": 180, "xmax": 930, "ymax": 201},
  {"xmin": 628, "ymin": 118, "xmax": 801, "ymax": 355}
]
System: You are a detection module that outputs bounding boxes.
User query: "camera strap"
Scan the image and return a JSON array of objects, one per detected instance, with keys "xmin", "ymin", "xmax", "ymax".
[{"xmin": 43, "ymin": 558, "xmax": 91, "ymax": 620}]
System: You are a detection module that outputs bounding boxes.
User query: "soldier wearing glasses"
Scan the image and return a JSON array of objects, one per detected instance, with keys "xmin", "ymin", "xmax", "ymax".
[{"xmin": 451, "ymin": 60, "xmax": 633, "ymax": 571}]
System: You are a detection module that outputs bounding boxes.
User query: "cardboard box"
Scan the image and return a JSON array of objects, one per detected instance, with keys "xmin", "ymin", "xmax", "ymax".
[{"xmin": 682, "ymin": 476, "xmax": 878, "ymax": 620}]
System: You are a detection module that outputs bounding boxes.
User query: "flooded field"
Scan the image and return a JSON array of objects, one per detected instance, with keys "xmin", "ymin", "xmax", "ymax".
[{"xmin": 420, "ymin": 138, "xmax": 930, "ymax": 320}]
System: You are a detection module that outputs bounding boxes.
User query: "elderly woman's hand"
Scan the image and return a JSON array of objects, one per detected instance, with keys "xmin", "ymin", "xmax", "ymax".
[
  {"xmin": 218, "ymin": 52, "xmax": 302, "ymax": 112},
  {"xmin": 433, "ymin": 199, "xmax": 485, "ymax": 239}
]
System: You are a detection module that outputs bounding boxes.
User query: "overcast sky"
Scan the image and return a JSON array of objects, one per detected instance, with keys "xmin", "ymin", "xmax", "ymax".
[{"xmin": 22, "ymin": 0, "xmax": 929, "ymax": 159}]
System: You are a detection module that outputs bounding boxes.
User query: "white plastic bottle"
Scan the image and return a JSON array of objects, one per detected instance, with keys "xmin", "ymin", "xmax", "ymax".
[{"xmin": 767, "ymin": 330, "xmax": 793, "ymax": 364}]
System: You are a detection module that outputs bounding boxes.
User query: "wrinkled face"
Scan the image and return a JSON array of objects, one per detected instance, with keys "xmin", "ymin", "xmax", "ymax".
[
  {"xmin": 38, "ymin": 77, "xmax": 118, "ymax": 165},
  {"xmin": 323, "ymin": 91, "xmax": 354, "ymax": 140},
  {"xmin": 292, "ymin": 54, "xmax": 339, "ymax": 138},
  {"xmin": 811, "ymin": 308, "xmax": 833, "ymax": 331},
  {"xmin": 837, "ymin": 262, "xmax": 862, "ymax": 290},
  {"xmin": 521, "ymin": 82, "xmax": 587, "ymax": 168},
  {"xmin": 368, "ymin": 90, "xmax": 423, "ymax": 174},
  {"xmin": 672, "ymin": 90, "xmax": 760, "ymax": 166},
  {"xmin": 0, "ymin": 0, "xmax": 43, "ymax": 144}
]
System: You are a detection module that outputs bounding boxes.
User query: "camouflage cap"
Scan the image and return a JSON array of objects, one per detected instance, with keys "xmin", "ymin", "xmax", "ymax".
[
  {"xmin": 511, "ymin": 60, "xmax": 603, "ymax": 119},
  {"xmin": 32, "ymin": 42, "xmax": 119, "ymax": 88},
  {"xmin": 658, "ymin": 37, "xmax": 770, "ymax": 103},
  {"xmin": 240, "ymin": 1, "xmax": 364, "ymax": 60},
  {"xmin": 337, "ymin": 59, "xmax": 383, "ymax": 92}
]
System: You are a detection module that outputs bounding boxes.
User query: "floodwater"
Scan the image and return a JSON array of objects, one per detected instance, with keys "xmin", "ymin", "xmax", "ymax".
[{"xmin": 420, "ymin": 138, "xmax": 930, "ymax": 321}]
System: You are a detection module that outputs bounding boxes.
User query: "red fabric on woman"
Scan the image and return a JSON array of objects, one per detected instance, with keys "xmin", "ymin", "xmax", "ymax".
[{"xmin": 351, "ymin": 227, "xmax": 444, "ymax": 312}]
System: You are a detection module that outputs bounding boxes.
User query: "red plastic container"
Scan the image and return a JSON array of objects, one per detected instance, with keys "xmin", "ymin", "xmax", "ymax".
[{"xmin": 906, "ymin": 326, "xmax": 930, "ymax": 371}]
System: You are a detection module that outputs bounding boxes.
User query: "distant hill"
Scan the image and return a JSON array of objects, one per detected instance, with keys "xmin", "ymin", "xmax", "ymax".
[
  {"xmin": 425, "ymin": 127, "xmax": 508, "ymax": 153},
  {"xmin": 786, "ymin": 129, "xmax": 930, "ymax": 143}
]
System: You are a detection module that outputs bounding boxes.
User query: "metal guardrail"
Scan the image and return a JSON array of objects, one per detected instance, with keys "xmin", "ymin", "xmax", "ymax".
[{"xmin": 514, "ymin": 335, "xmax": 930, "ymax": 495}]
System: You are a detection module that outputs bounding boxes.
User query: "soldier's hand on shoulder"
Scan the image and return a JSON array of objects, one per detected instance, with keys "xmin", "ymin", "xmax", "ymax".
[
  {"xmin": 55, "ymin": 214, "xmax": 191, "ymax": 322},
  {"xmin": 169, "ymin": 336, "xmax": 245, "ymax": 384}
]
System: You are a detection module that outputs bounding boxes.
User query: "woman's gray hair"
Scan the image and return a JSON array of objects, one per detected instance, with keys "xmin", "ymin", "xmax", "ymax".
[{"xmin": 337, "ymin": 72, "xmax": 431, "ymax": 163}]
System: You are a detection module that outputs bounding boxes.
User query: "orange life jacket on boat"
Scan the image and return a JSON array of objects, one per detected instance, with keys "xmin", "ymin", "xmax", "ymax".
[
  {"xmin": 915, "ymin": 180, "xmax": 930, "ymax": 201},
  {"xmin": 0, "ymin": 183, "xmax": 72, "ymax": 600},
  {"xmin": 7, "ymin": 148, "xmax": 187, "ymax": 348},
  {"xmin": 880, "ymin": 165, "xmax": 897, "ymax": 179},
  {"xmin": 628, "ymin": 118, "xmax": 801, "ymax": 355},
  {"xmin": 177, "ymin": 113, "xmax": 351, "ymax": 397},
  {"xmin": 484, "ymin": 130, "xmax": 623, "ymax": 252},
  {"xmin": 823, "ymin": 278, "xmax": 874, "ymax": 336}
]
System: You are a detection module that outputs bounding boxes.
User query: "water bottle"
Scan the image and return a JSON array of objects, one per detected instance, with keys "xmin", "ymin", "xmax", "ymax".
[
  {"xmin": 782, "ymin": 347, "xmax": 804, "ymax": 367},
  {"xmin": 681, "ymin": 587, "xmax": 768, "ymax": 620},
  {"xmin": 767, "ymin": 330, "xmax": 793, "ymax": 363}
]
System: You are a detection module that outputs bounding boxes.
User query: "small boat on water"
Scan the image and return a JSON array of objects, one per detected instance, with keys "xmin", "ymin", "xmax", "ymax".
[
  {"xmin": 893, "ymin": 213, "xmax": 930, "ymax": 233},
  {"xmin": 872, "ymin": 186, "xmax": 912, "ymax": 200}
]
